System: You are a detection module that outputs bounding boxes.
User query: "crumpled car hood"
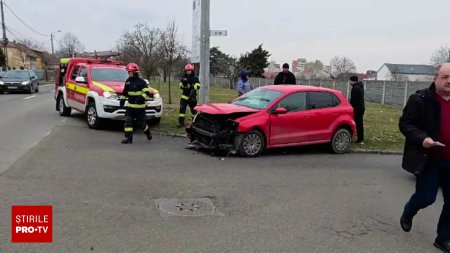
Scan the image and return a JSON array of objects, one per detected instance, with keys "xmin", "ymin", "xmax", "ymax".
[{"xmin": 195, "ymin": 103, "xmax": 259, "ymax": 115}]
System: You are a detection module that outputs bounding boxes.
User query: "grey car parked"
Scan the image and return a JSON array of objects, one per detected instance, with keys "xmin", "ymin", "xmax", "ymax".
[{"xmin": 0, "ymin": 70, "xmax": 39, "ymax": 94}]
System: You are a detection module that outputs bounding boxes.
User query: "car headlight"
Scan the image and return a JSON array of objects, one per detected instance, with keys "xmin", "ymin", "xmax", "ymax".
[
  {"xmin": 103, "ymin": 91, "xmax": 118, "ymax": 100},
  {"xmin": 21, "ymin": 80, "xmax": 30, "ymax": 85},
  {"xmin": 0, "ymin": 80, "xmax": 4, "ymax": 85}
]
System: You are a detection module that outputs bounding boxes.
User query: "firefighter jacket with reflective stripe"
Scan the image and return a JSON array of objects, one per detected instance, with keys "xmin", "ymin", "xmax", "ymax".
[
  {"xmin": 179, "ymin": 74, "xmax": 200, "ymax": 100},
  {"xmin": 120, "ymin": 76, "xmax": 151, "ymax": 108}
]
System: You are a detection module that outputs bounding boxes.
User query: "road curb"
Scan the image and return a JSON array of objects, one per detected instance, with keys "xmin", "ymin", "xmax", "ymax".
[{"xmin": 152, "ymin": 130, "xmax": 403, "ymax": 155}]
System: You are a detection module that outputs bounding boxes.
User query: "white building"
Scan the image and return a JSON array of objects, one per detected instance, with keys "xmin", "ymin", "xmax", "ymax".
[{"xmin": 376, "ymin": 63, "xmax": 435, "ymax": 81}]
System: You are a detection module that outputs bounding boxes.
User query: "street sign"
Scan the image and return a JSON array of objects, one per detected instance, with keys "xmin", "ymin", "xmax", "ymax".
[{"xmin": 210, "ymin": 30, "xmax": 227, "ymax": 37}]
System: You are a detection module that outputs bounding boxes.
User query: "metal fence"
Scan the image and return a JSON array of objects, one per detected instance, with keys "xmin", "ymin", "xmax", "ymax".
[{"xmin": 210, "ymin": 76, "xmax": 431, "ymax": 107}]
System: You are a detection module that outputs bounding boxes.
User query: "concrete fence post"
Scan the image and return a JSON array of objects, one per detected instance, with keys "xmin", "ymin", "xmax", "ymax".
[
  {"xmin": 381, "ymin": 81, "xmax": 386, "ymax": 105},
  {"xmin": 258, "ymin": 78, "xmax": 261, "ymax": 87},
  {"xmin": 332, "ymin": 81, "xmax": 336, "ymax": 90},
  {"xmin": 346, "ymin": 82, "xmax": 350, "ymax": 100},
  {"xmin": 403, "ymin": 81, "xmax": 409, "ymax": 107}
]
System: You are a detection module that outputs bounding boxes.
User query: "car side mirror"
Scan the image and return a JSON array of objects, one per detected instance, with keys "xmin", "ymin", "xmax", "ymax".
[
  {"xmin": 273, "ymin": 107, "xmax": 288, "ymax": 115},
  {"xmin": 75, "ymin": 76, "xmax": 87, "ymax": 83}
]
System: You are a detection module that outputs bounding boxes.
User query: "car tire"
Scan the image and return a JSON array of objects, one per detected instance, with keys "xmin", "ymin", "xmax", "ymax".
[
  {"xmin": 0, "ymin": 90, "xmax": 3, "ymax": 94},
  {"xmin": 58, "ymin": 94, "xmax": 71, "ymax": 117},
  {"xmin": 35, "ymin": 84, "xmax": 39, "ymax": 93},
  {"xmin": 238, "ymin": 130, "xmax": 266, "ymax": 157},
  {"xmin": 330, "ymin": 128, "xmax": 351, "ymax": 154},
  {"xmin": 146, "ymin": 117, "xmax": 161, "ymax": 125},
  {"xmin": 86, "ymin": 102, "xmax": 103, "ymax": 129},
  {"xmin": 27, "ymin": 85, "xmax": 33, "ymax": 94}
]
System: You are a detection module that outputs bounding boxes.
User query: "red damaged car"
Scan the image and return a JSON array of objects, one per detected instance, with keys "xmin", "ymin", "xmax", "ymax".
[{"xmin": 186, "ymin": 85, "xmax": 356, "ymax": 157}]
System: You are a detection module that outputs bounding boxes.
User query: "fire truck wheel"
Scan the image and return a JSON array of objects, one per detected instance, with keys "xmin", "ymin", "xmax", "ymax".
[{"xmin": 86, "ymin": 102, "xmax": 103, "ymax": 129}]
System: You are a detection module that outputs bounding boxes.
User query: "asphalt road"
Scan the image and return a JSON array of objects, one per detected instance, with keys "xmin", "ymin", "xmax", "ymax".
[{"xmin": 0, "ymin": 89, "xmax": 445, "ymax": 252}]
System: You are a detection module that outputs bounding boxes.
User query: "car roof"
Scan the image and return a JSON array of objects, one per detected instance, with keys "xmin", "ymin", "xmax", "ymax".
[{"xmin": 261, "ymin": 84, "xmax": 340, "ymax": 94}]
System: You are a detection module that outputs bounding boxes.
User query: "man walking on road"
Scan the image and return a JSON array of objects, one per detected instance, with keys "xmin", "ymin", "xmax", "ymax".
[
  {"xmin": 399, "ymin": 63, "xmax": 450, "ymax": 252},
  {"xmin": 349, "ymin": 75, "xmax": 365, "ymax": 144},
  {"xmin": 274, "ymin": 63, "xmax": 296, "ymax": 85}
]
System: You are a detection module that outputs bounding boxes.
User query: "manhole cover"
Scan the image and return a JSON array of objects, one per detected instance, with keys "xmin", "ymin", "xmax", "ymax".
[{"xmin": 154, "ymin": 198, "xmax": 222, "ymax": 217}]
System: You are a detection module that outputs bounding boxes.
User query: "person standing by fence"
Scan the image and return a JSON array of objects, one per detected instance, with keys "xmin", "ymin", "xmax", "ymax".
[
  {"xmin": 399, "ymin": 63, "xmax": 450, "ymax": 253},
  {"xmin": 349, "ymin": 75, "xmax": 365, "ymax": 144},
  {"xmin": 274, "ymin": 63, "xmax": 296, "ymax": 85},
  {"xmin": 237, "ymin": 69, "xmax": 251, "ymax": 96}
]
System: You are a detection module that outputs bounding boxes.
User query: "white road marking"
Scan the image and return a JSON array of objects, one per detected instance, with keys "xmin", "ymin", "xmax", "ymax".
[
  {"xmin": 24, "ymin": 95, "xmax": 36, "ymax": 100},
  {"xmin": 39, "ymin": 83, "xmax": 53, "ymax": 87}
]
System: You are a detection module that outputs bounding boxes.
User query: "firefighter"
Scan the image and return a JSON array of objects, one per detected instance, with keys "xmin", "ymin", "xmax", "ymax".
[
  {"xmin": 178, "ymin": 64, "xmax": 200, "ymax": 127},
  {"xmin": 119, "ymin": 63, "xmax": 152, "ymax": 144}
]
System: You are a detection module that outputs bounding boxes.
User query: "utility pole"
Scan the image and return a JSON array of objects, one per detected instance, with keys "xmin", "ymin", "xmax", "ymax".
[
  {"xmin": 51, "ymin": 33, "xmax": 54, "ymax": 55},
  {"xmin": 199, "ymin": 0, "xmax": 210, "ymax": 104},
  {"xmin": 50, "ymin": 30, "xmax": 61, "ymax": 55},
  {"xmin": 0, "ymin": 0, "xmax": 8, "ymax": 70}
]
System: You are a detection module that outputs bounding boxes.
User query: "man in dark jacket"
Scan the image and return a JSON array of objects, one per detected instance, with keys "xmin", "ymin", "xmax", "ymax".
[
  {"xmin": 399, "ymin": 63, "xmax": 450, "ymax": 252},
  {"xmin": 349, "ymin": 75, "xmax": 365, "ymax": 144},
  {"xmin": 274, "ymin": 63, "xmax": 296, "ymax": 85}
]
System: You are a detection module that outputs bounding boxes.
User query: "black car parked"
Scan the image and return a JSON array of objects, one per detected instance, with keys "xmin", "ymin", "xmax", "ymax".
[{"xmin": 0, "ymin": 70, "xmax": 39, "ymax": 94}]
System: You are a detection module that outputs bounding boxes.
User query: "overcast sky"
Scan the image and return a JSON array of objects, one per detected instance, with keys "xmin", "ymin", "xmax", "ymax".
[{"xmin": 4, "ymin": 0, "xmax": 450, "ymax": 72}]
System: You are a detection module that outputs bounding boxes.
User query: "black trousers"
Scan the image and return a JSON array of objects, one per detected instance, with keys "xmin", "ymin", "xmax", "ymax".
[
  {"xmin": 179, "ymin": 98, "xmax": 197, "ymax": 124},
  {"xmin": 124, "ymin": 108, "xmax": 148, "ymax": 139},
  {"xmin": 354, "ymin": 110, "xmax": 364, "ymax": 142}
]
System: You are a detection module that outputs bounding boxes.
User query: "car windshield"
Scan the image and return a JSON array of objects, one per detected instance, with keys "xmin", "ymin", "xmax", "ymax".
[
  {"xmin": 91, "ymin": 68, "xmax": 128, "ymax": 82},
  {"xmin": 233, "ymin": 88, "xmax": 283, "ymax": 110},
  {"xmin": 3, "ymin": 71, "xmax": 30, "ymax": 79}
]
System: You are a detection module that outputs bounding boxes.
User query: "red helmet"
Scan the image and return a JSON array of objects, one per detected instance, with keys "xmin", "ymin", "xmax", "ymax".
[
  {"xmin": 126, "ymin": 63, "xmax": 140, "ymax": 73},
  {"xmin": 184, "ymin": 64, "xmax": 194, "ymax": 71}
]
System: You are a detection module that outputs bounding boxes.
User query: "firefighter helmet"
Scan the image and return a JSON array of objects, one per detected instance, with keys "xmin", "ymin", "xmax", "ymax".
[
  {"xmin": 126, "ymin": 63, "xmax": 140, "ymax": 73},
  {"xmin": 184, "ymin": 64, "xmax": 194, "ymax": 71}
]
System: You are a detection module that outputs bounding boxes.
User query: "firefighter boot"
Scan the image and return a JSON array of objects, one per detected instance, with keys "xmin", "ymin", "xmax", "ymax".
[
  {"xmin": 144, "ymin": 126, "xmax": 152, "ymax": 141},
  {"xmin": 121, "ymin": 138, "xmax": 133, "ymax": 144},
  {"xmin": 177, "ymin": 117, "xmax": 185, "ymax": 128}
]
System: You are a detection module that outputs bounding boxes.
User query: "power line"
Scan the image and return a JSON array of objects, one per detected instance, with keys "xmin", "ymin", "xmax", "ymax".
[
  {"xmin": 3, "ymin": 1, "xmax": 48, "ymax": 37},
  {"xmin": 7, "ymin": 25, "xmax": 49, "ymax": 45}
]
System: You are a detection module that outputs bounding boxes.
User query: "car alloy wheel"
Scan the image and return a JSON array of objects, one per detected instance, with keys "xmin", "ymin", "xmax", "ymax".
[
  {"xmin": 59, "ymin": 97, "xmax": 65, "ymax": 114},
  {"xmin": 242, "ymin": 133, "xmax": 262, "ymax": 156},
  {"xmin": 331, "ymin": 128, "xmax": 351, "ymax": 154}
]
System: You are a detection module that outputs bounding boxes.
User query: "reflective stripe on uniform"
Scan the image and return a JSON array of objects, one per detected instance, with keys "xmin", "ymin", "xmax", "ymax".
[
  {"xmin": 128, "ymin": 91, "xmax": 143, "ymax": 96},
  {"xmin": 142, "ymin": 88, "xmax": 150, "ymax": 92},
  {"xmin": 124, "ymin": 127, "xmax": 133, "ymax": 132},
  {"xmin": 120, "ymin": 95, "xmax": 128, "ymax": 100},
  {"xmin": 179, "ymin": 82, "xmax": 183, "ymax": 89},
  {"xmin": 142, "ymin": 93, "xmax": 149, "ymax": 99},
  {"xmin": 181, "ymin": 95, "xmax": 189, "ymax": 100},
  {"xmin": 60, "ymin": 58, "xmax": 70, "ymax": 64},
  {"xmin": 128, "ymin": 103, "xmax": 146, "ymax": 109},
  {"xmin": 194, "ymin": 83, "xmax": 201, "ymax": 90},
  {"xmin": 66, "ymin": 82, "xmax": 89, "ymax": 94},
  {"xmin": 92, "ymin": 81, "xmax": 115, "ymax": 92},
  {"xmin": 179, "ymin": 114, "xmax": 186, "ymax": 118}
]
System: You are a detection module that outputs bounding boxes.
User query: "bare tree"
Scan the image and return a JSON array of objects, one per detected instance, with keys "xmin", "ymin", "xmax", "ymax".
[
  {"xmin": 117, "ymin": 23, "xmax": 161, "ymax": 81},
  {"xmin": 57, "ymin": 32, "xmax": 85, "ymax": 57},
  {"xmin": 159, "ymin": 21, "xmax": 185, "ymax": 104},
  {"xmin": 431, "ymin": 45, "xmax": 450, "ymax": 66},
  {"xmin": 330, "ymin": 56, "xmax": 356, "ymax": 80},
  {"xmin": 20, "ymin": 38, "xmax": 45, "ymax": 51}
]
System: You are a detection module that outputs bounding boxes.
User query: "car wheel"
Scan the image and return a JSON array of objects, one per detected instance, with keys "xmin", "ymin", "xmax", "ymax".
[
  {"xmin": 330, "ymin": 128, "xmax": 351, "ymax": 154},
  {"xmin": 238, "ymin": 130, "xmax": 265, "ymax": 157},
  {"xmin": 86, "ymin": 102, "xmax": 103, "ymax": 129},
  {"xmin": 27, "ymin": 85, "xmax": 33, "ymax": 94},
  {"xmin": 35, "ymin": 85, "xmax": 39, "ymax": 93},
  {"xmin": 0, "ymin": 90, "xmax": 3, "ymax": 94},
  {"xmin": 58, "ymin": 94, "xmax": 71, "ymax": 117}
]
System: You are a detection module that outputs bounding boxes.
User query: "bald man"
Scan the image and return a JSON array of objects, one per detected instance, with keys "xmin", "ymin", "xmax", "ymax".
[{"xmin": 399, "ymin": 63, "xmax": 450, "ymax": 252}]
